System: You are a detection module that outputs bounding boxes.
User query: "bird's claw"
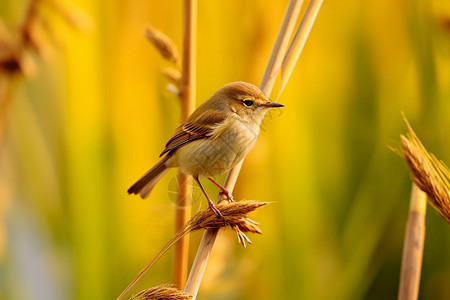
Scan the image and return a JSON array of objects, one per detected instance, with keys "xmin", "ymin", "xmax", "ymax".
[
  {"xmin": 210, "ymin": 203, "xmax": 224, "ymax": 219},
  {"xmin": 219, "ymin": 190, "xmax": 234, "ymax": 202}
]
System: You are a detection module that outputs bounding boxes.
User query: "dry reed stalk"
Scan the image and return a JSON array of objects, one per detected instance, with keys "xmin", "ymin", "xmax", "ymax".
[
  {"xmin": 173, "ymin": 172, "xmax": 192, "ymax": 288},
  {"xmin": 259, "ymin": 0, "xmax": 304, "ymax": 96},
  {"xmin": 278, "ymin": 0, "xmax": 323, "ymax": 99},
  {"xmin": 398, "ymin": 184, "xmax": 427, "ymax": 300},
  {"xmin": 130, "ymin": 284, "xmax": 192, "ymax": 300},
  {"xmin": 184, "ymin": 1, "xmax": 323, "ymax": 298},
  {"xmin": 397, "ymin": 116, "xmax": 450, "ymax": 300},
  {"xmin": 400, "ymin": 117, "xmax": 450, "ymax": 223},
  {"xmin": 173, "ymin": 0, "xmax": 197, "ymax": 289},
  {"xmin": 117, "ymin": 201, "xmax": 266, "ymax": 300}
]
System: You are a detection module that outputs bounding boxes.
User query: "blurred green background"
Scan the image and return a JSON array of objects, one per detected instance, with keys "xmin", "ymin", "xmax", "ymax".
[{"xmin": 1, "ymin": 0, "xmax": 450, "ymax": 299}]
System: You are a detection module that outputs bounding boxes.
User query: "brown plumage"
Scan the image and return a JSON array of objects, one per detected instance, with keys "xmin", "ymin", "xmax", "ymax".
[
  {"xmin": 159, "ymin": 110, "xmax": 226, "ymax": 157},
  {"xmin": 127, "ymin": 155, "xmax": 170, "ymax": 198},
  {"xmin": 128, "ymin": 81, "xmax": 284, "ymax": 216}
]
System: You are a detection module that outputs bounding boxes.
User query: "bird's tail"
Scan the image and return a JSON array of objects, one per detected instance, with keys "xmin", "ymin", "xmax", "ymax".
[{"xmin": 127, "ymin": 155, "xmax": 170, "ymax": 199}]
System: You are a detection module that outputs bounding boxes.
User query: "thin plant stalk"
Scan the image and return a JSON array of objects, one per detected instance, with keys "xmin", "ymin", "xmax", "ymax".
[
  {"xmin": 398, "ymin": 183, "xmax": 427, "ymax": 300},
  {"xmin": 173, "ymin": 172, "xmax": 192, "ymax": 288},
  {"xmin": 173, "ymin": 0, "xmax": 197, "ymax": 289},
  {"xmin": 259, "ymin": 0, "xmax": 304, "ymax": 96},
  {"xmin": 184, "ymin": 0, "xmax": 323, "ymax": 298},
  {"xmin": 278, "ymin": 0, "xmax": 323, "ymax": 100}
]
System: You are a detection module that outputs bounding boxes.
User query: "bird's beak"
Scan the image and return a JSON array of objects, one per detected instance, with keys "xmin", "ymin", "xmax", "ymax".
[{"xmin": 264, "ymin": 101, "xmax": 284, "ymax": 108}]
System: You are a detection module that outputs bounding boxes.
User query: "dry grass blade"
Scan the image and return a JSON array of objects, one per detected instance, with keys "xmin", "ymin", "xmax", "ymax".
[
  {"xmin": 117, "ymin": 201, "xmax": 266, "ymax": 300},
  {"xmin": 401, "ymin": 116, "xmax": 450, "ymax": 224},
  {"xmin": 278, "ymin": 0, "xmax": 323, "ymax": 99},
  {"xmin": 145, "ymin": 25, "xmax": 180, "ymax": 65},
  {"xmin": 259, "ymin": 0, "xmax": 304, "ymax": 96},
  {"xmin": 130, "ymin": 284, "xmax": 192, "ymax": 300}
]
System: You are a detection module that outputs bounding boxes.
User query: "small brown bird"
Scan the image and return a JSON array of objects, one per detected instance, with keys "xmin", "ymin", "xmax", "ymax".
[{"xmin": 128, "ymin": 81, "xmax": 284, "ymax": 217}]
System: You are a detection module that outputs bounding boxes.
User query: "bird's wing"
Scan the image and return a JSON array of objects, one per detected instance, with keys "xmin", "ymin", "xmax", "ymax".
[{"xmin": 159, "ymin": 110, "xmax": 227, "ymax": 157}]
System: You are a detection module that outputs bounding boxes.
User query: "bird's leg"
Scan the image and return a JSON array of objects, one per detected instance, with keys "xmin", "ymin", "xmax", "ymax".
[
  {"xmin": 194, "ymin": 176, "xmax": 223, "ymax": 218},
  {"xmin": 207, "ymin": 177, "xmax": 234, "ymax": 202}
]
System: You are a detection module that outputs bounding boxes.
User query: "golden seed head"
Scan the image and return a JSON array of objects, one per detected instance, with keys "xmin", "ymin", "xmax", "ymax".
[
  {"xmin": 401, "ymin": 116, "xmax": 450, "ymax": 224},
  {"xmin": 130, "ymin": 284, "xmax": 192, "ymax": 300},
  {"xmin": 187, "ymin": 200, "xmax": 267, "ymax": 247},
  {"xmin": 145, "ymin": 25, "xmax": 180, "ymax": 65}
]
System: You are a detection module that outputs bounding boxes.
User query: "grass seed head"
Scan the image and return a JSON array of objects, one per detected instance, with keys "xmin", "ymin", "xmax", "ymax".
[
  {"xmin": 145, "ymin": 25, "xmax": 180, "ymax": 65},
  {"xmin": 130, "ymin": 284, "xmax": 192, "ymax": 300},
  {"xmin": 162, "ymin": 68, "xmax": 181, "ymax": 87},
  {"xmin": 401, "ymin": 117, "xmax": 450, "ymax": 224},
  {"xmin": 186, "ymin": 200, "xmax": 267, "ymax": 247}
]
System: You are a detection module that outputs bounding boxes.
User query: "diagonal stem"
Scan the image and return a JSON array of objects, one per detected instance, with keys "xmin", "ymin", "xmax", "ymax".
[
  {"xmin": 184, "ymin": 0, "xmax": 312, "ymax": 298},
  {"xmin": 259, "ymin": 0, "xmax": 304, "ymax": 96}
]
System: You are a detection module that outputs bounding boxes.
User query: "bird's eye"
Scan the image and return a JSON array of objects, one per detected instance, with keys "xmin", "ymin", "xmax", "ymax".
[{"xmin": 243, "ymin": 99, "xmax": 254, "ymax": 107}]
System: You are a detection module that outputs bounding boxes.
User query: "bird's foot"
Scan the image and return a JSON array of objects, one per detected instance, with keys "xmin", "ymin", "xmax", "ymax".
[
  {"xmin": 207, "ymin": 177, "xmax": 234, "ymax": 202},
  {"xmin": 219, "ymin": 189, "xmax": 234, "ymax": 202},
  {"xmin": 208, "ymin": 200, "xmax": 223, "ymax": 219}
]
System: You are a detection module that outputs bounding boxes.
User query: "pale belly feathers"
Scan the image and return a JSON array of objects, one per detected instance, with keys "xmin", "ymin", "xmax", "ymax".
[{"xmin": 166, "ymin": 116, "xmax": 260, "ymax": 178}]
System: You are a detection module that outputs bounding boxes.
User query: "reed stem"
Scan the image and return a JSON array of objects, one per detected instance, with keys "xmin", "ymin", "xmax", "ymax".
[
  {"xmin": 260, "ymin": 0, "xmax": 304, "ymax": 96},
  {"xmin": 184, "ymin": 0, "xmax": 322, "ymax": 297},
  {"xmin": 173, "ymin": 0, "xmax": 197, "ymax": 290},
  {"xmin": 278, "ymin": 0, "xmax": 323, "ymax": 99},
  {"xmin": 398, "ymin": 183, "xmax": 427, "ymax": 300}
]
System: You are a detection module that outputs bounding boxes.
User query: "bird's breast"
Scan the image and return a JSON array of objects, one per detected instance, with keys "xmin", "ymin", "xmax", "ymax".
[{"xmin": 169, "ymin": 116, "xmax": 260, "ymax": 177}]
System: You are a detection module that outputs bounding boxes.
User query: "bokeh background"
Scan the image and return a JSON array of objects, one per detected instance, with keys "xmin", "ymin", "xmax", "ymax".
[{"xmin": 1, "ymin": 0, "xmax": 450, "ymax": 299}]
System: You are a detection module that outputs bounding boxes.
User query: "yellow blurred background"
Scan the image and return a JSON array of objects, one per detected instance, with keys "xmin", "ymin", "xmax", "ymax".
[{"xmin": 1, "ymin": 0, "xmax": 450, "ymax": 299}]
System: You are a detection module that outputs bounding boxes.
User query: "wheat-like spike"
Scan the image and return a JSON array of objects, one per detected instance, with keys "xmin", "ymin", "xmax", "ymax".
[
  {"xmin": 145, "ymin": 25, "xmax": 180, "ymax": 65},
  {"xmin": 401, "ymin": 116, "xmax": 450, "ymax": 224},
  {"xmin": 117, "ymin": 201, "xmax": 267, "ymax": 300},
  {"xmin": 162, "ymin": 68, "xmax": 181, "ymax": 87},
  {"xmin": 186, "ymin": 200, "xmax": 267, "ymax": 235},
  {"xmin": 130, "ymin": 284, "xmax": 192, "ymax": 300}
]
